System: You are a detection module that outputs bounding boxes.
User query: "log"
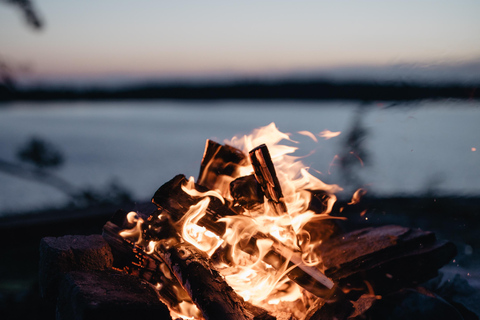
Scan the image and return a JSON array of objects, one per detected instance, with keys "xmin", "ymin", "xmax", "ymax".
[
  {"xmin": 156, "ymin": 241, "xmax": 274, "ymax": 320},
  {"xmin": 230, "ymin": 174, "xmax": 264, "ymax": 210},
  {"xmin": 153, "ymin": 174, "xmax": 236, "ymax": 236},
  {"xmin": 102, "ymin": 212, "xmax": 190, "ymax": 311},
  {"xmin": 249, "ymin": 144, "xmax": 288, "ymax": 215},
  {"xmin": 317, "ymin": 225, "xmax": 457, "ymax": 295},
  {"xmin": 248, "ymin": 144, "xmax": 342, "ymax": 241},
  {"xmin": 198, "ymin": 139, "xmax": 249, "ymax": 194},
  {"xmin": 104, "ymin": 209, "xmax": 275, "ymax": 320}
]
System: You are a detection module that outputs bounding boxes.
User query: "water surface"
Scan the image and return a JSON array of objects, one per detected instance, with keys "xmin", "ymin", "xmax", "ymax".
[{"xmin": 0, "ymin": 100, "xmax": 479, "ymax": 214}]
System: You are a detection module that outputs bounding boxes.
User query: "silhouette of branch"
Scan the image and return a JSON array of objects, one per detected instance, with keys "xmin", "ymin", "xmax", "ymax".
[
  {"xmin": 0, "ymin": 158, "xmax": 77, "ymax": 197},
  {"xmin": 0, "ymin": 0, "xmax": 43, "ymax": 29}
]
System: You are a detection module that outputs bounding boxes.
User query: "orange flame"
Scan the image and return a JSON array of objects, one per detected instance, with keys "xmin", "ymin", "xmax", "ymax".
[
  {"xmin": 319, "ymin": 130, "xmax": 341, "ymax": 140},
  {"xmin": 348, "ymin": 188, "xmax": 367, "ymax": 205},
  {"xmin": 297, "ymin": 130, "xmax": 318, "ymax": 142}
]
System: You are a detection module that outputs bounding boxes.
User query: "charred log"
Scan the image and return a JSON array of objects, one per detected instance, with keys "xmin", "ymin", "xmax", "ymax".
[
  {"xmin": 156, "ymin": 241, "xmax": 273, "ymax": 320},
  {"xmin": 230, "ymin": 174, "xmax": 264, "ymax": 210},
  {"xmin": 102, "ymin": 211, "xmax": 188, "ymax": 310},
  {"xmin": 318, "ymin": 225, "xmax": 457, "ymax": 296},
  {"xmin": 152, "ymin": 174, "xmax": 236, "ymax": 236},
  {"xmin": 249, "ymin": 144, "xmax": 288, "ymax": 215},
  {"xmin": 198, "ymin": 139, "xmax": 249, "ymax": 193}
]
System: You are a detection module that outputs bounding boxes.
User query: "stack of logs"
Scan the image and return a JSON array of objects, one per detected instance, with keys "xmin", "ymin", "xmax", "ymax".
[
  {"xmin": 102, "ymin": 140, "xmax": 457, "ymax": 319},
  {"xmin": 40, "ymin": 139, "xmax": 458, "ymax": 320}
]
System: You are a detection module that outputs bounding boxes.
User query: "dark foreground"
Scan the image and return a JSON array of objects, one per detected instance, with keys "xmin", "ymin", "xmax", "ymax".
[{"xmin": 0, "ymin": 195, "xmax": 478, "ymax": 319}]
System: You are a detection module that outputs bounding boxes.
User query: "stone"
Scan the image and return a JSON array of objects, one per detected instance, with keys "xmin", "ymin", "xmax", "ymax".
[
  {"xmin": 39, "ymin": 234, "xmax": 113, "ymax": 301},
  {"xmin": 57, "ymin": 270, "xmax": 172, "ymax": 320}
]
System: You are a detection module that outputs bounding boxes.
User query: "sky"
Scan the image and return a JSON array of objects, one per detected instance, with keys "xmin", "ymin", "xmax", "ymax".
[{"xmin": 1, "ymin": 0, "xmax": 480, "ymax": 84}]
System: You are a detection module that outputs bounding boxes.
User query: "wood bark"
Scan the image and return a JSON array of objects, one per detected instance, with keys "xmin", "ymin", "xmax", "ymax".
[
  {"xmin": 317, "ymin": 225, "xmax": 457, "ymax": 295},
  {"xmin": 249, "ymin": 144, "xmax": 288, "ymax": 215},
  {"xmin": 104, "ymin": 209, "xmax": 275, "ymax": 320},
  {"xmin": 198, "ymin": 139, "xmax": 248, "ymax": 193},
  {"xmin": 102, "ymin": 218, "xmax": 187, "ymax": 310},
  {"xmin": 157, "ymin": 241, "xmax": 274, "ymax": 320}
]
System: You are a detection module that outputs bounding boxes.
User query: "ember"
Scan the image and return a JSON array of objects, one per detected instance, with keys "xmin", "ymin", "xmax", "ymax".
[{"xmin": 98, "ymin": 123, "xmax": 456, "ymax": 320}]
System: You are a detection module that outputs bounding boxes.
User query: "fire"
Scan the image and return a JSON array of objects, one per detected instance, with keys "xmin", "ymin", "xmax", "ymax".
[
  {"xmin": 348, "ymin": 188, "xmax": 367, "ymax": 205},
  {"xmin": 318, "ymin": 129, "xmax": 341, "ymax": 140},
  {"xmin": 119, "ymin": 123, "xmax": 359, "ymax": 319}
]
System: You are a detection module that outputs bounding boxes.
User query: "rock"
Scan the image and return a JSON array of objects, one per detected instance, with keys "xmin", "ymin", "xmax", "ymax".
[
  {"xmin": 57, "ymin": 270, "xmax": 171, "ymax": 320},
  {"xmin": 39, "ymin": 234, "xmax": 113, "ymax": 301}
]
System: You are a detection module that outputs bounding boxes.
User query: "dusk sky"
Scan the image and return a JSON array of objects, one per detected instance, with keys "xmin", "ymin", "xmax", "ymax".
[{"xmin": 1, "ymin": 1, "xmax": 480, "ymax": 83}]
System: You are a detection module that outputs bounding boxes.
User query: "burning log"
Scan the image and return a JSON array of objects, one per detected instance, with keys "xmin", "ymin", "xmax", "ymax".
[
  {"xmin": 104, "ymin": 209, "xmax": 275, "ymax": 320},
  {"xmin": 230, "ymin": 174, "xmax": 264, "ymax": 210},
  {"xmin": 102, "ymin": 211, "xmax": 191, "ymax": 311},
  {"xmin": 248, "ymin": 144, "xmax": 342, "ymax": 242},
  {"xmin": 156, "ymin": 240, "xmax": 274, "ymax": 320},
  {"xmin": 198, "ymin": 139, "xmax": 249, "ymax": 195},
  {"xmin": 249, "ymin": 144, "xmax": 288, "ymax": 215}
]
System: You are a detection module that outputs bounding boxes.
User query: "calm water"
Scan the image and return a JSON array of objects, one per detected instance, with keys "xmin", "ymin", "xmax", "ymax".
[{"xmin": 0, "ymin": 100, "xmax": 479, "ymax": 214}]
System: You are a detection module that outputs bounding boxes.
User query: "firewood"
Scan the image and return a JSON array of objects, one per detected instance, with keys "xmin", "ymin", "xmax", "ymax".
[
  {"xmin": 104, "ymin": 209, "xmax": 275, "ymax": 320},
  {"xmin": 102, "ymin": 213, "xmax": 189, "ymax": 311},
  {"xmin": 156, "ymin": 240, "xmax": 270, "ymax": 320},
  {"xmin": 318, "ymin": 225, "xmax": 457, "ymax": 295},
  {"xmin": 153, "ymin": 174, "xmax": 236, "ymax": 236},
  {"xmin": 151, "ymin": 174, "xmax": 335, "ymax": 297},
  {"xmin": 198, "ymin": 139, "xmax": 249, "ymax": 193},
  {"xmin": 249, "ymin": 144, "xmax": 288, "ymax": 215},
  {"xmin": 230, "ymin": 174, "xmax": 264, "ymax": 210}
]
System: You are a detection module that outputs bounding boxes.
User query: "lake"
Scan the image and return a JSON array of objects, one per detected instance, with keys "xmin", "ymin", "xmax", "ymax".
[{"xmin": 0, "ymin": 99, "xmax": 479, "ymax": 215}]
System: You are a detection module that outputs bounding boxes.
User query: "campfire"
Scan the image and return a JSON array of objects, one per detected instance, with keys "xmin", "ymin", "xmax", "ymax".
[{"xmin": 40, "ymin": 123, "xmax": 457, "ymax": 320}]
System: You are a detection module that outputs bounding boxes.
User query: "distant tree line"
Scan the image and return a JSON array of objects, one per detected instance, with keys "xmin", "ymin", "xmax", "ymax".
[{"xmin": 1, "ymin": 79, "xmax": 478, "ymax": 102}]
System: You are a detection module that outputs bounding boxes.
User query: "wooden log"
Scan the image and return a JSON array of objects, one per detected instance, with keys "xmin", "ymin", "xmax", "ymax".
[
  {"xmin": 102, "ymin": 213, "xmax": 190, "ymax": 311},
  {"xmin": 230, "ymin": 174, "xmax": 264, "ymax": 210},
  {"xmin": 157, "ymin": 241, "xmax": 270, "ymax": 320},
  {"xmin": 104, "ymin": 209, "xmax": 275, "ymax": 320},
  {"xmin": 152, "ymin": 174, "xmax": 236, "ymax": 236},
  {"xmin": 249, "ymin": 144, "xmax": 288, "ymax": 215},
  {"xmin": 198, "ymin": 139, "xmax": 249, "ymax": 194},
  {"xmin": 317, "ymin": 225, "xmax": 457, "ymax": 295}
]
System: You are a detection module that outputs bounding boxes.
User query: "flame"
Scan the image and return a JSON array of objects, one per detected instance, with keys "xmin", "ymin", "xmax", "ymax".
[
  {"xmin": 348, "ymin": 188, "xmax": 367, "ymax": 205},
  {"xmin": 181, "ymin": 176, "xmax": 225, "ymax": 204},
  {"xmin": 215, "ymin": 123, "xmax": 343, "ymax": 307},
  {"xmin": 297, "ymin": 130, "xmax": 318, "ymax": 142},
  {"xmin": 319, "ymin": 130, "xmax": 341, "ymax": 140},
  {"xmin": 119, "ymin": 212, "xmax": 144, "ymax": 244}
]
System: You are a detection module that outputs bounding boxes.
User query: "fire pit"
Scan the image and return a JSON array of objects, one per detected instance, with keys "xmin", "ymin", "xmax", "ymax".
[{"xmin": 40, "ymin": 123, "xmax": 466, "ymax": 320}]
